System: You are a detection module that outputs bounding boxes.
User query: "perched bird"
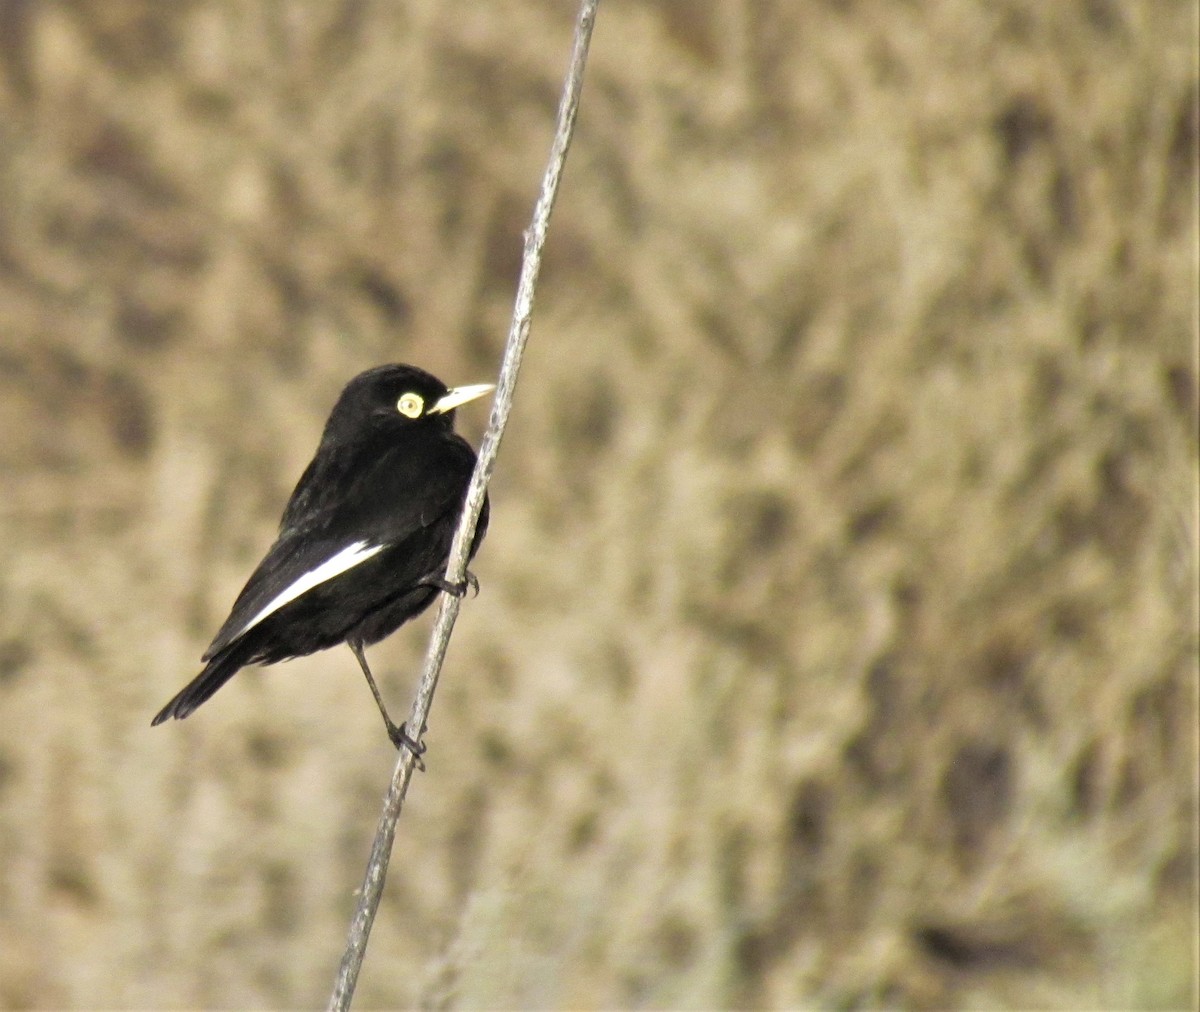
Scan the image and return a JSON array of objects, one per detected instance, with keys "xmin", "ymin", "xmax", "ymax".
[{"xmin": 152, "ymin": 364, "xmax": 493, "ymax": 751}]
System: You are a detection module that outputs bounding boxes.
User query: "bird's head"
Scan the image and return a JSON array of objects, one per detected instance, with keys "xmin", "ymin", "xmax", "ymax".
[{"xmin": 322, "ymin": 364, "xmax": 493, "ymax": 444}]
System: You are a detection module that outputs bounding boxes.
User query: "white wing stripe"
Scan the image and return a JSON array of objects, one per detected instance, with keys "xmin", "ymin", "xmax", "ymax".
[{"xmin": 235, "ymin": 540, "xmax": 385, "ymax": 640}]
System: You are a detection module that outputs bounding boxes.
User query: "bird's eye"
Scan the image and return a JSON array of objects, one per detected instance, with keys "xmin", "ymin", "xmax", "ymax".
[{"xmin": 397, "ymin": 393, "xmax": 424, "ymax": 418}]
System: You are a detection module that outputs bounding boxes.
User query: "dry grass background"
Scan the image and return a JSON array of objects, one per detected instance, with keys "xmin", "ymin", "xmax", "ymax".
[{"xmin": 0, "ymin": 1, "xmax": 1196, "ymax": 1008}]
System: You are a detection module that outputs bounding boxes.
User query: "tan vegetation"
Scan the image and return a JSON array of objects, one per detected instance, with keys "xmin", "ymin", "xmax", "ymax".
[{"xmin": 0, "ymin": 1, "xmax": 1196, "ymax": 1007}]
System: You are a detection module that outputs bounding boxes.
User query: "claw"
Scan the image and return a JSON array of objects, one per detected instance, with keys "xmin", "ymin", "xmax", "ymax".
[
  {"xmin": 388, "ymin": 721, "xmax": 427, "ymax": 771},
  {"xmin": 421, "ymin": 570, "xmax": 480, "ymax": 598}
]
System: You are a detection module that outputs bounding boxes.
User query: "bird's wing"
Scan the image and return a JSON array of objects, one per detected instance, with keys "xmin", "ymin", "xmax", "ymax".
[{"xmin": 202, "ymin": 436, "xmax": 477, "ymax": 660}]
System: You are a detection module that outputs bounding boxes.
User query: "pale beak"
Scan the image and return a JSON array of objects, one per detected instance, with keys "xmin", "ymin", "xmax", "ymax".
[{"xmin": 429, "ymin": 382, "xmax": 495, "ymax": 415}]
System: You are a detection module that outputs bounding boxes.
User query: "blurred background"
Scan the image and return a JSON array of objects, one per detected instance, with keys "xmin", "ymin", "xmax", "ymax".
[{"xmin": 1, "ymin": 1, "xmax": 1197, "ymax": 1008}]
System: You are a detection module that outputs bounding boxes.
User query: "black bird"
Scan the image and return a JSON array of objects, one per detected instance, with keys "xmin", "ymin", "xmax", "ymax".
[{"xmin": 151, "ymin": 364, "xmax": 493, "ymax": 750}]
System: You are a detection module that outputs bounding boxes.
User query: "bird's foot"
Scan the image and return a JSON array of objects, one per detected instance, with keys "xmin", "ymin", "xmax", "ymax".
[
  {"xmin": 386, "ymin": 720, "xmax": 428, "ymax": 771},
  {"xmin": 421, "ymin": 570, "xmax": 480, "ymax": 598}
]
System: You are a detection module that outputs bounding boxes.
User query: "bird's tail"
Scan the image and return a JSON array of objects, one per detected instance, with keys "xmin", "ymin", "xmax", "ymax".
[{"xmin": 151, "ymin": 642, "xmax": 253, "ymax": 726}]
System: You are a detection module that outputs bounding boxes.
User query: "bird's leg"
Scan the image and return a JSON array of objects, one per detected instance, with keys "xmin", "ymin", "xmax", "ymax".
[
  {"xmin": 419, "ymin": 569, "xmax": 480, "ymax": 598},
  {"xmin": 348, "ymin": 640, "xmax": 426, "ymax": 770}
]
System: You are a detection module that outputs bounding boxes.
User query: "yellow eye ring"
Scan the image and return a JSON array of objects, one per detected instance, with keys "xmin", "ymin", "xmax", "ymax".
[{"xmin": 397, "ymin": 392, "xmax": 424, "ymax": 418}]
